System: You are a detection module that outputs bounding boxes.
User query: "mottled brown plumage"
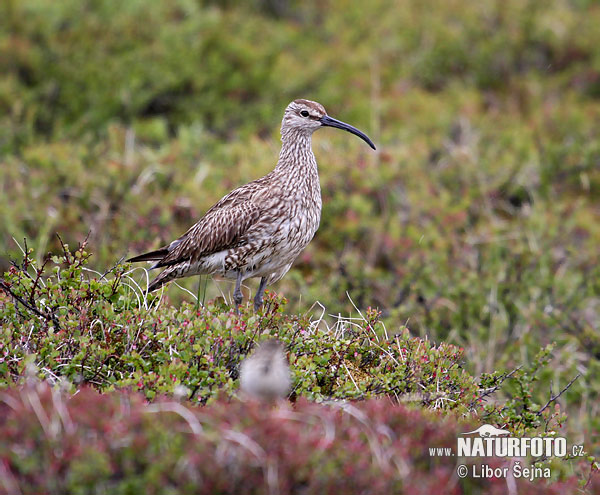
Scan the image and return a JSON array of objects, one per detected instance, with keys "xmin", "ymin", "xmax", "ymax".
[{"xmin": 128, "ymin": 99, "xmax": 376, "ymax": 309}]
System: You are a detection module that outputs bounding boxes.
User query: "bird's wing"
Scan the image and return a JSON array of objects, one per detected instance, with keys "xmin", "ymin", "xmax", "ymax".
[{"xmin": 152, "ymin": 189, "xmax": 262, "ymax": 268}]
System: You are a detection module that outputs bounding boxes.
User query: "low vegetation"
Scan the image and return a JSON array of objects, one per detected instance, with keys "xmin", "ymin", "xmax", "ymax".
[
  {"xmin": 3, "ymin": 378, "xmax": 598, "ymax": 495},
  {"xmin": 1, "ymin": 241, "xmax": 597, "ymax": 492}
]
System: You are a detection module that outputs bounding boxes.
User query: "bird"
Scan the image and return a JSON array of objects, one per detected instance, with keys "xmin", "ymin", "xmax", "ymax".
[
  {"xmin": 239, "ymin": 339, "xmax": 291, "ymax": 401},
  {"xmin": 127, "ymin": 99, "xmax": 376, "ymax": 310}
]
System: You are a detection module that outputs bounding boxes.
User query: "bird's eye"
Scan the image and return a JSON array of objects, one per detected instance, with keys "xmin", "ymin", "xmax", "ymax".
[{"xmin": 300, "ymin": 110, "xmax": 309, "ymax": 117}]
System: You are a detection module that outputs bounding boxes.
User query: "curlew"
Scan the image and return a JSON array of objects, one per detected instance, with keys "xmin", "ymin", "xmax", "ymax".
[
  {"xmin": 239, "ymin": 339, "xmax": 291, "ymax": 401},
  {"xmin": 127, "ymin": 99, "xmax": 376, "ymax": 310}
]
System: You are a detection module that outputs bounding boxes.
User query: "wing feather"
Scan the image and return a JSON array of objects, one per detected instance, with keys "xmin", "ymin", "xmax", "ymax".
[
  {"xmin": 128, "ymin": 173, "xmax": 278, "ymax": 272},
  {"xmin": 152, "ymin": 188, "xmax": 263, "ymax": 268}
]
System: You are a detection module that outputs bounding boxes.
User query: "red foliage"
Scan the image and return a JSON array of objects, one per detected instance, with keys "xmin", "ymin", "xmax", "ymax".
[{"xmin": 0, "ymin": 381, "xmax": 596, "ymax": 494}]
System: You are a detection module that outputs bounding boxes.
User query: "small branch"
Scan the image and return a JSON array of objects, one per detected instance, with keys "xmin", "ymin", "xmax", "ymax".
[
  {"xmin": 537, "ymin": 373, "xmax": 580, "ymax": 416},
  {"xmin": 56, "ymin": 233, "xmax": 72, "ymax": 265},
  {"xmin": 29, "ymin": 258, "xmax": 50, "ymax": 305},
  {"xmin": 481, "ymin": 367, "xmax": 521, "ymax": 396},
  {"xmin": 22, "ymin": 238, "xmax": 30, "ymax": 272},
  {"xmin": 0, "ymin": 279, "xmax": 61, "ymax": 330},
  {"xmin": 469, "ymin": 366, "xmax": 521, "ymax": 409}
]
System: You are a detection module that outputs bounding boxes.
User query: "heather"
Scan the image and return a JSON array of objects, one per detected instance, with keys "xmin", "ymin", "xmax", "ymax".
[
  {"xmin": 4, "ymin": 379, "xmax": 595, "ymax": 495},
  {"xmin": 1, "ymin": 0, "xmax": 600, "ymax": 492}
]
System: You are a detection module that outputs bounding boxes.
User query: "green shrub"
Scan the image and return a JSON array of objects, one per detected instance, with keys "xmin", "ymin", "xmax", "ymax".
[
  {"xmin": 1, "ymin": 241, "xmax": 481, "ymax": 410},
  {"xmin": 0, "ymin": 242, "xmax": 584, "ymax": 443}
]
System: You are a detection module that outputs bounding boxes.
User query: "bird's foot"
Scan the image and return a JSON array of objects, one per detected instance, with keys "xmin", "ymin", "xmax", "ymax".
[
  {"xmin": 233, "ymin": 295, "xmax": 244, "ymax": 315},
  {"xmin": 233, "ymin": 271, "xmax": 243, "ymax": 314},
  {"xmin": 253, "ymin": 277, "xmax": 267, "ymax": 313}
]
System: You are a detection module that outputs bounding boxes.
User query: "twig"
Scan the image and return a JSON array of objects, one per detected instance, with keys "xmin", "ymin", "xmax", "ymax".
[
  {"xmin": 537, "ymin": 373, "xmax": 581, "ymax": 416},
  {"xmin": 468, "ymin": 366, "xmax": 521, "ymax": 409},
  {"xmin": 29, "ymin": 258, "xmax": 50, "ymax": 305},
  {"xmin": 56, "ymin": 233, "xmax": 71, "ymax": 264},
  {"xmin": 99, "ymin": 256, "xmax": 127, "ymax": 281},
  {"xmin": 0, "ymin": 279, "xmax": 61, "ymax": 330}
]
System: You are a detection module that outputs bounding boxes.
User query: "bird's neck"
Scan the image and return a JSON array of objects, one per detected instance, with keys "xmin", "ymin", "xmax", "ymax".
[
  {"xmin": 274, "ymin": 129, "xmax": 322, "ymax": 210},
  {"xmin": 276, "ymin": 129, "xmax": 317, "ymax": 176}
]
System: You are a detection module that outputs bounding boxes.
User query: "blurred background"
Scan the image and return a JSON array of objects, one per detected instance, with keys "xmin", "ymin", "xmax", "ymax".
[{"xmin": 1, "ymin": 0, "xmax": 599, "ymax": 440}]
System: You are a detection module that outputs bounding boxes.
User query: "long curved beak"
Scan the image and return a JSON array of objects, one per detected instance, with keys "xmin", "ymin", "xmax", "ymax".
[{"xmin": 320, "ymin": 115, "xmax": 376, "ymax": 150}]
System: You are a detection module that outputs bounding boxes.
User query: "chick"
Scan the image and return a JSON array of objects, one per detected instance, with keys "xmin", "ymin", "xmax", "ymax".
[{"xmin": 239, "ymin": 339, "xmax": 291, "ymax": 401}]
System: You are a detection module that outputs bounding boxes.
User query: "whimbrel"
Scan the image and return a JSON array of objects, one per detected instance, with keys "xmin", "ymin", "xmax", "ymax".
[
  {"xmin": 239, "ymin": 339, "xmax": 291, "ymax": 401},
  {"xmin": 128, "ymin": 99, "xmax": 376, "ymax": 310}
]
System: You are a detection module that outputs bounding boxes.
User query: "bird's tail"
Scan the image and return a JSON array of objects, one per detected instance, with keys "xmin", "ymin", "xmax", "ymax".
[
  {"xmin": 147, "ymin": 266, "xmax": 180, "ymax": 292},
  {"xmin": 127, "ymin": 247, "xmax": 169, "ymax": 264}
]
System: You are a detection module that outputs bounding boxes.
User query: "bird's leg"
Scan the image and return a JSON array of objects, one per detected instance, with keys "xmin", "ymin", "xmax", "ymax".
[
  {"xmin": 253, "ymin": 276, "xmax": 268, "ymax": 312},
  {"xmin": 233, "ymin": 271, "xmax": 243, "ymax": 312}
]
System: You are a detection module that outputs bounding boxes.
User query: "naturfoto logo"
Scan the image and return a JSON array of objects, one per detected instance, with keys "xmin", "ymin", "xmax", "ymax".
[
  {"xmin": 428, "ymin": 423, "xmax": 585, "ymax": 461},
  {"xmin": 457, "ymin": 424, "xmax": 566, "ymax": 458}
]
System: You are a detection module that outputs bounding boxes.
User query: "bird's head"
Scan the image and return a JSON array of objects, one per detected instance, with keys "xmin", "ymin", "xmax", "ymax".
[{"xmin": 282, "ymin": 99, "xmax": 376, "ymax": 150}]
